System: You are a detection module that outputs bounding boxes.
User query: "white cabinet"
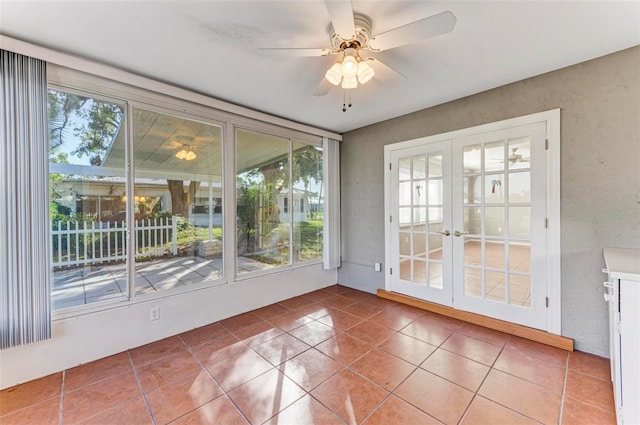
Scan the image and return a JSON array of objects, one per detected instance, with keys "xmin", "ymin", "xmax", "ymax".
[{"xmin": 603, "ymin": 248, "xmax": 640, "ymax": 425}]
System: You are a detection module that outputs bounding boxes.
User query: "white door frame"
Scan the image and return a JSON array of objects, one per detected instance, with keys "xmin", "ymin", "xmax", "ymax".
[{"xmin": 384, "ymin": 109, "xmax": 561, "ymax": 334}]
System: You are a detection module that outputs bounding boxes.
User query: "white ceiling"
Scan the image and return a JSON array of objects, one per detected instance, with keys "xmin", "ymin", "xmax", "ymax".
[{"xmin": 1, "ymin": 1, "xmax": 638, "ymax": 134}]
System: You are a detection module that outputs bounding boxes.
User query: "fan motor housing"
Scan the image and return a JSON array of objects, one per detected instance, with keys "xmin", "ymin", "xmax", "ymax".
[{"xmin": 329, "ymin": 13, "xmax": 372, "ymax": 52}]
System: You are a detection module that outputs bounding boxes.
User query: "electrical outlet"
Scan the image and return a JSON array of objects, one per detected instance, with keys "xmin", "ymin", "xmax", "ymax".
[
  {"xmin": 150, "ymin": 306, "xmax": 160, "ymax": 321},
  {"xmin": 374, "ymin": 262, "xmax": 382, "ymax": 272}
]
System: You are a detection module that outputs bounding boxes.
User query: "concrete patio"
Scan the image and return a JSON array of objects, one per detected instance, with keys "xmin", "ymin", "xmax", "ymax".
[{"xmin": 52, "ymin": 256, "xmax": 271, "ymax": 310}]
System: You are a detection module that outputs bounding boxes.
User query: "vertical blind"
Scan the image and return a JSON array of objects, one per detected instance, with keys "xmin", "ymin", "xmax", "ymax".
[{"xmin": 0, "ymin": 50, "xmax": 51, "ymax": 349}]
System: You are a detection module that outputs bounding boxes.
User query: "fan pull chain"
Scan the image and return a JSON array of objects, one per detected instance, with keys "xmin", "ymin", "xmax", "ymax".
[{"xmin": 342, "ymin": 90, "xmax": 353, "ymax": 112}]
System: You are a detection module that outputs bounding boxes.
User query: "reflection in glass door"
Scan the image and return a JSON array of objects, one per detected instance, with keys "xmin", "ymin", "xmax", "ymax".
[
  {"xmin": 452, "ymin": 122, "xmax": 547, "ymax": 329},
  {"xmin": 390, "ymin": 142, "xmax": 451, "ymax": 306}
]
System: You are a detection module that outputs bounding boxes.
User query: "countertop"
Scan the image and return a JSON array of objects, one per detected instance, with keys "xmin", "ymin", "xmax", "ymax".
[{"xmin": 603, "ymin": 247, "xmax": 640, "ymax": 281}]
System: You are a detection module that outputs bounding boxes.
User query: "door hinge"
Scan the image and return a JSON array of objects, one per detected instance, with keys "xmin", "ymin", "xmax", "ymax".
[
  {"xmin": 545, "ymin": 218, "xmax": 548, "ymax": 229},
  {"xmin": 389, "ymin": 163, "xmax": 392, "ymax": 170},
  {"xmin": 546, "ymin": 297, "xmax": 549, "ymax": 308},
  {"xmin": 390, "ymin": 267, "xmax": 393, "ymax": 275},
  {"xmin": 389, "ymin": 215, "xmax": 392, "ymax": 223},
  {"xmin": 617, "ymin": 321, "xmax": 622, "ymax": 334},
  {"xmin": 545, "ymin": 139, "xmax": 549, "ymax": 150}
]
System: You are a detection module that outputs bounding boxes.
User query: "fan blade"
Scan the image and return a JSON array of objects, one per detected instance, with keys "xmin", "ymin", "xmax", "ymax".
[
  {"xmin": 313, "ymin": 78, "xmax": 334, "ymax": 96},
  {"xmin": 370, "ymin": 58, "xmax": 407, "ymax": 85},
  {"xmin": 325, "ymin": 0, "xmax": 356, "ymax": 40},
  {"xmin": 368, "ymin": 11, "xmax": 456, "ymax": 52},
  {"xmin": 258, "ymin": 48, "xmax": 332, "ymax": 57}
]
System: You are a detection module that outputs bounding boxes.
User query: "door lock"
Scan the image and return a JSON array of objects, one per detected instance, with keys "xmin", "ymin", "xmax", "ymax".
[
  {"xmin": 436, "ymin": 230, "xmax": 451, "ymax": 236},
  {"xmin": 454, "ymin": 230, "xmax": 469, "ymax": 237}
]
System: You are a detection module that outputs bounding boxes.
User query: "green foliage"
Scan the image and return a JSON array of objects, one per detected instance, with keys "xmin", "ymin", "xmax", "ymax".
[{"xmin": 47, "ymin": 89, "xmax": 124, "ymax": 165}]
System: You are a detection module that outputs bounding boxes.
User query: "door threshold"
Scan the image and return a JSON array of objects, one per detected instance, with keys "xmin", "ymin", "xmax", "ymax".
[{"xmin": 378, "ymin": 289, "xmax": 573, "ymax": 351}]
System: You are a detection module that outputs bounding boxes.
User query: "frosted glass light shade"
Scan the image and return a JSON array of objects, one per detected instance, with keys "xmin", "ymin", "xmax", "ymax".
[
  {"xmin": 341, "ymin": 76, "xmax": 357, "ymax": 89},
  {"xmin": 341, "ymin": 55, "xmax": 358, "ymax": 78},
  {"xmin": 357, "ymin": 60, "xmax": 375, "ymax": 84},
  {"xmin": 325, "ymin": 62, "xmax": 342, "ymax": 86}
]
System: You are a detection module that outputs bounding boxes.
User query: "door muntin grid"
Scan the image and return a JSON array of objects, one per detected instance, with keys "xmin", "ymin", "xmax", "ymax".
[
  {"xmin": 461, "ymin": 136, "xmax": 532, "ymax": 307},
  {"xmin": 398, "ymin": 152, "xmax": 445, "ymax": 289}
]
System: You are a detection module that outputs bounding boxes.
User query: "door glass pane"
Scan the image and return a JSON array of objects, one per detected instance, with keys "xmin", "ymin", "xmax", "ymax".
[
  {"xmin": 463, "ymin": 145, "xmax": 481, "ymax": 173},
  {"xmin": 463, "ymin": 238, "xmax": 482, "ymax": 266},
  {"xmin": 48, "ymin": 89, "xmax": 127, "ymax": 309},
  {"xmin": 484, "ymin": 141, "xmax": 505, "ymax": 172},
  {"xmin": 413, "ymin": 233, "xmax": 426, "ymax": 258},
  {"xmin": 400, "ymin": 259, "xmax": 411, "ymax": 281},
  {"xmin": 428, "ymin": 152, "xmax": 442, "ymax": 177},
  {"xmin": 484, "ymin": 207, "xmax": 505, "ymax": 237},
  {"xmin": 464, "ymin": 207, "xmax": 482, "ymax": 235},
  {"xmin": 399, "ymin": 158, "xmax": 411, "ymax": 180},
  {"xmin": 485, "ymin": 271, "xmax": 505, "ymax": 302},
  {"xmin": 236, "ymin": 129, "xmax": 289, "ymax": 274},
  {"xmin": 485, "ymin": 240, "xmax": 505, "ymax": 269},
  {"xmin": 399, "ymin": 207, "xmax": 411, "ymax": 231},
  {"xmin": 509, "ymin": 242, "xmax": 531, "ymax": 272},
  {"xmin": 464, "ymin": 268, "xmax": 482, "ymax": 297},
  {"xmin": 508, "ymin": 137, "xmax": 531, "ymax": 170},
  {"xmin": 399, "ymin": 233, "xmax": 411, "ymax": 256},
  {"xmin": 133, "ymin": 108, "xmax": 224, "ymax": 292},
  {"xmin": 484, "ymin": 174, "xmax": 504, "ymax": 204},
  {"xmin": 413, "ymin": 260, "xmax": 427, "ymax": 284},
  {"xmin": 428, "ymin": 235, "xmax": 443, "ymax": 260},
  {"xmin": 413, "ymin": 181, "xmax": 426, "ymax": 205},
  {"xmin": 428, "ymin": 207, "xmax": 443, "ymax": 231},
  {"xmin": 428, "ymin": 179, "xmax": 443, "ymax": 205},
  {"xmin": 463, "ymin": 176, "xmax": 481, "ymax": 205},
  {"xmin": 413, "ymin": 155, "xmax": 426, "ymax": 179},
  {"xmin": 509, "ymin": 206, "xmax": 531, "ymax": 238},
  {"xmin": 413, "ymin": 207, "xmax": 427, "ymax": 231},
  {"xmin": 508, "ymin": 172, "xmax": 530, "ymax": 203},
  {"xmin": 509, "ymin": 274, "xmax": 531, "ymax": 307},
  {"xmin": 429, "ymin": 262, "xmax": 443, "ymax": 289},
  {"xmin": 399, "ymin": 182, "xmax": 411, "ymax": 205}
]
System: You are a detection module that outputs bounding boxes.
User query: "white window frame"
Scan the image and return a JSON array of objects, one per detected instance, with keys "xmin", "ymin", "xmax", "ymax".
[{"xmin": 42, "ymin": 63, "xmax": 339, "ymax": 319}]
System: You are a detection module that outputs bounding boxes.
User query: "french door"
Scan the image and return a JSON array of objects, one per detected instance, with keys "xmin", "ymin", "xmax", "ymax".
[
  {"xmin": 390, "ymin": 141, "xmax": 452, "ymax": 306},
  {"xmin": 388, "ymin": 121, "xmax": 548, "ymax": 330}
]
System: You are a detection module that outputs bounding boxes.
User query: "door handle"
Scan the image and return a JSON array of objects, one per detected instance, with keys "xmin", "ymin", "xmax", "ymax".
[
  {"xmin": 436, "ymin": 230, "xmax": 451, "ymax": 236},
  {"xmin": 454, "ymin": 230, "xmax": 469, "ymax": 237}
]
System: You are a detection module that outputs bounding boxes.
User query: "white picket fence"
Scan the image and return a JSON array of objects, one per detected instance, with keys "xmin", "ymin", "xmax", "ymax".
[{"xmin": 51, "ymin": 216, "xmax": 178, "ymax": 268}]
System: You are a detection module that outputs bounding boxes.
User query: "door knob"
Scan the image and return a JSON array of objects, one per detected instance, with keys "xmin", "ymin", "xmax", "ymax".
[
  {"xmin": 454, "ymin": 230, "xmax": 469, "ymax": 237},
  {"xmin": 436, "ymin": 230, "xmax": 451, "ymax": 236}
]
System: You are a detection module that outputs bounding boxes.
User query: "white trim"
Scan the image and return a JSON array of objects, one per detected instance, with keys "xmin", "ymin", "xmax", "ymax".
[
  {"xmin": 546, "ymin": 109, "xmax": 562, "ymax": 334},
  {"xmin": 384, "ymin": 109, "xmax": 561, "ymax": 334},
  {"xmin": 0, "ymin": 35, "xmax": 342, "ymax": 141}
]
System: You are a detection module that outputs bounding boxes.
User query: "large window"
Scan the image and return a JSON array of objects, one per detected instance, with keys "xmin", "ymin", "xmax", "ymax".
[
  {"xmin": 47, "ymin": 72, "xmax": 330, "ymax": 313},
  {"xmin": 131, "ymin": 108, "xmax": 223, "ymax": 293},
  {"xmin": 236, "ymin": 130, "xmax": 323, "ymax": 275},
  {"xmin": 48, "ymin": 90, "xmax": 224, "ymax": 310},
  {"xmin": 48, "ymin": 89, "xmax": 128, "ymax": 309}
]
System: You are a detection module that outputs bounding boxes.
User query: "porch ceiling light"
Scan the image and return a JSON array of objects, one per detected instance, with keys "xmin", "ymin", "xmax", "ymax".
[{"xmin": 176, "ymin": 144, "xmax": 196, "ymax": 161}]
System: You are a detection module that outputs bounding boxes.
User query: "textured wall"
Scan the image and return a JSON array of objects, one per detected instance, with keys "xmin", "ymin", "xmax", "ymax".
[{"xmin": 338, "ymin": 46, "xmax": 640, "ymax": 356}]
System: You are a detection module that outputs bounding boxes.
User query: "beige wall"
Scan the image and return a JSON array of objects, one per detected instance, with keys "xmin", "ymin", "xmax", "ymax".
[{"xmin": 338, "ymin": 46, "xmax": 640, "ymax": 356}]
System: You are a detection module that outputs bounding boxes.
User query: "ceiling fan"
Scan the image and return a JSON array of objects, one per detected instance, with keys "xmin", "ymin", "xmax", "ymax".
[
  {"xmin": 507, "ymin": 148, "xmax": 530, "ymax": 165},
  {"xmin": 260, "ymin": 1, "xmax": 457, "ymax": 109}
]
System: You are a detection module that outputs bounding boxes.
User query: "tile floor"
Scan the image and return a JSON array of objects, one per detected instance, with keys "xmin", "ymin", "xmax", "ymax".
[{"xmin": 1, "ymin": 285, "xmax": 615, "ymax": 425}]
